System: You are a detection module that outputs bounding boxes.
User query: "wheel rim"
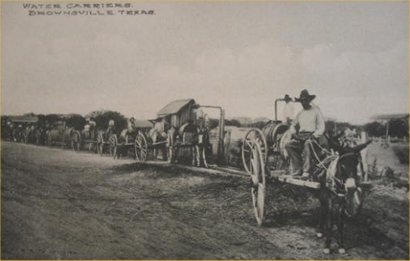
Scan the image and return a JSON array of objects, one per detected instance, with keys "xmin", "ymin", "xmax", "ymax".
[
  {"xmin": 242, "ymin": 128, "xmax": 268, "ymax": 174},
  {"xmin": 249, "ymin": 142, "xmax": 266, "ymax": 226},
  {"xmin": 135, "ymin": 133, "xmax": 148, "ymax": 162}
]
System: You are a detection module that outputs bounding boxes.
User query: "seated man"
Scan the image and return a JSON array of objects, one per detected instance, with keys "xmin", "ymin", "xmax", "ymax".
[
  {"xmin": 105, "ymin": 119, "xmax": 116, "ymax": 138},
  {"xmin": 123, "ymin": 117, "xmax": 137, "ymax": 143},
  {"xmin": 285, "ymin": 89, "xmax": 326, "ymax": 178},
  {"xmin": 83, "ymin": 119, "xmax": 91, "ymax": 139},
  {"xmin": 127, "ymin": 117, "xmax": 136, "ymax": 133}
]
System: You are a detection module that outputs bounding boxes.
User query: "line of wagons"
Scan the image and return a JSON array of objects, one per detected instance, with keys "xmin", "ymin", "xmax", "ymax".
[
  {"xmin": 2, "ymin": 99, "xmax": 226, "ymax": 166},
  {"xmin": 2, "ymin": 96, "xmax": 372, "ymax": 253}
]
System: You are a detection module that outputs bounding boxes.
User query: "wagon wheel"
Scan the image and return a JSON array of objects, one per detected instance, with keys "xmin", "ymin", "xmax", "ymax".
[
  {"xmin": 249, "ymin": 141, "xmax": 266, "ymax": 226},
  {"xmin": 269, "ymin": 129, "xmax": 291, "ymax": 171},
  {"xmin": 96, "ymin": 134, "xmax": 104, "ymax": 156},
  {"xmin": 109, "ymin": 134, "xmax": 118, "ymax": 159},
  {"xmin": 242, "ymin": 128, "xmax": 268, "ymax": 174},
  {"xmin": 135, "ymin": 133, "xmax": 148, "ymax": 162}
]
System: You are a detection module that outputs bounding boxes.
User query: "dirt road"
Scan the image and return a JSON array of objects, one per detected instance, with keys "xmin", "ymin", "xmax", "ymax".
[{"xmin": 2, "ymin": 142, "xmax": 409, "ymax": 259}]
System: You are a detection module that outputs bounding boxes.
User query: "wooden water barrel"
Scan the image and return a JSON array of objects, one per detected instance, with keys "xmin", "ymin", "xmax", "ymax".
[{"xmin": 261, "ymin": 121, "xmax": 289, "ymax": 147}]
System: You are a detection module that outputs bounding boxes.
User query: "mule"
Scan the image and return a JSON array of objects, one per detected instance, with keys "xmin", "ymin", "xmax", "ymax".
[{"xmin": 315, "ymin": 137, "xmax": 371, "ymax": 254}]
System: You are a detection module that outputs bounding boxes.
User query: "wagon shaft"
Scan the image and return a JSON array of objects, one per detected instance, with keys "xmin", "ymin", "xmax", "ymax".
[{"xmin": 277, "ymin": 175, "xmax": 321, "ymax": 189}]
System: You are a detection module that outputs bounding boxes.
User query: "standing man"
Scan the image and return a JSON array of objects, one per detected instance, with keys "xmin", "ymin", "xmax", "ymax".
[{"xmin": 285, "ymin": 89, "xmax": 326, "ymax": 178}]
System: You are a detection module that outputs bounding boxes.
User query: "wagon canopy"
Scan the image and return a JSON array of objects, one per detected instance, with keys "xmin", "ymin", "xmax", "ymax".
[
  {"xmin": 133, "ymin": 120, "xmax": 153, "ymax": 129},
  {"xmin": 157, "ymin": 99, "xmax": 196, "ymax": 117},
  {"xmin": 9, "ymin": 115, "xmax": 39, "ymax": 123},
  {"xmin": 156, "ymin": 99, "xmax": 197, "ymax": 128}
]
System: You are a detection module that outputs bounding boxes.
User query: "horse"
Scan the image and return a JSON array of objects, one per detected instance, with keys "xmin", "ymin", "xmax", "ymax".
[
  {"xmin": 11, "ymin": 126, "xmax": 25, "ymax": 142},
  {"xmin": 46, "ymin": 125, "xmax": 81, "ymax": 150},
  {"xmin": 311, "ymin": 134, "xmax": 372, "ymax": 254},
  {"xmin": 167, "ymin": 121, "xmax": 205, "ymax": 166},
  {"xmin": 197, "ymin": 126, "xmax": 210, "ymax": 168},
  {"xmin": 147, "ymin": 120, "xmax": 168, "ymax": 160},
  {"xmin": 32, "ymin": 126, "xmax": 47, "ymax": 145}
]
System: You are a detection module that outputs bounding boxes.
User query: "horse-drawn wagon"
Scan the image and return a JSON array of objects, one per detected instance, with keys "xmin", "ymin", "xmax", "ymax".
[
  {"xmin": 6, "ymin": 115, "xmax": 44, "ymax": 144},
  {"xmin": 134, "ymin": 99, "xmax": 225, "ymax": 167},
  {"xmin": 78, "ymin": 118, "xmax": 115, "ymax": 155},
  {"xmin": 46, "ymin": 117, "xmax": 81, "ymax": 151},
  {"xmin": 80, "ymin": 120, "xmax": 99, "ymax": 152},
  {"xmin": 110, "ymin": 118, "xmax": 153, "ymax": 159},
  {"xmin": 94, "ymin": 121, "xmax": 119, "ymax": 157},
  {"xmin": 241, "ymin": 94, "xmax": 372, "ymax": 253}
]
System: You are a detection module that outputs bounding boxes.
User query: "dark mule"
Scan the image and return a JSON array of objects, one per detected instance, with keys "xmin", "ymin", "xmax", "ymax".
[
  {"xmin": 33, "ymin": 126, "xmax": 47, "ymax": 145},
  {"xmin": 316, "ymin": 136, "xmax": 371, "ymax": 254}
]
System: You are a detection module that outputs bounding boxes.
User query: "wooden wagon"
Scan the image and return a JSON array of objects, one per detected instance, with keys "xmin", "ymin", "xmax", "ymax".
[
  {"xmin": 241, "ymin": 95, "xmax": 372, "ymax": 226},
  {"xmin": 111, "ymin": 119, "xmax": 153, "ymax": 159},
  {"xmin": 95, "ymin": 127, "xmax": 118, "ymax": 157},
  {"xmin": 134, "ymin": 99, "xmax": 225, "ymax": 166},
  {"xmin": 7, "ymin": 115, "xmax": 39, "ymax": 143},
  {"xmin": 80, "ymin": 126, "xmax": 99, "ymax": 152},
  {"xmin": 46, "ymin": 120, "xmax": 81, "ymax": 151}
]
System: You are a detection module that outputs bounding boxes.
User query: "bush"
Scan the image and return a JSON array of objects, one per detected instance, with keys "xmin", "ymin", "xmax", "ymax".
[
  {"xmin": 86, "ymin": 110, "xmax": 127, "ymax": 132},
  {"xmin": 391, "ymin": 145, "xmax": 409, "ymax": 165},
  {"xmin": 65, "ymin": 114, "xmax": 86, "ymax": 130}
]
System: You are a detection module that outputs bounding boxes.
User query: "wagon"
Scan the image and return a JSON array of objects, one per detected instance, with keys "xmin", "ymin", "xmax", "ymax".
[
  {"xmin": 7, "ymin": 115, "xmax": 39, "ymax": 143},
  {"xmin": 80, "ymin": 127, "xmax": 99, "ymax": 152},
  {"xmin": 241, "ymin": 95, "xmax": 371, "ymax": 226},
  {"xmin": 96, "ymin": 129, "xmax": 118, "ymax": 157},
  {"xmin": 46, "ymin": 120, "xmax": 81, "ymax": 151},
  {"xmin": 110, "ymin": 119, "xmax": 153, "ymax": 159},
  {"xmin": 134, "ymin": 99, "xmax": 225, "ymax": 166}
]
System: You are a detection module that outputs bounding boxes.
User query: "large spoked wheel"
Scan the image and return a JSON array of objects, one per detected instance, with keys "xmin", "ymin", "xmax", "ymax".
[
  {"xmin": 135, "ymin": 133, "xmax": 148, "ymax": 162},
  {"xmin": 109, "ymin": 135, "xmax": 118, "ymax": 159},
  {"xmin": 242, "ymin": 128, "xmax": 268, "ymax": 174},
  {"xmin": 249, "ymin": 142, "xmax": 266, "ymax": 226}
]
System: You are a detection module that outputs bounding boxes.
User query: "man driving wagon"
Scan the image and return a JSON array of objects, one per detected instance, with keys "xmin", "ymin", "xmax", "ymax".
[{"xmin": 285, "ymin": 89, "xmax": 328, "ymax": 179}]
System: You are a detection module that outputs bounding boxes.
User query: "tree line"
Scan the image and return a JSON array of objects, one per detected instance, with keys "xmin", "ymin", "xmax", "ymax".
[{"xmin": 4, "ymin": 111, "xmax": 409, "ymax": 138}]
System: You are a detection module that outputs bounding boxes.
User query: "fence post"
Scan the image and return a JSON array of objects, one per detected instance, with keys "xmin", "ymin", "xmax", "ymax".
[{"xmin": 361, "ymin": 131, "xmax": 369, "ymax": 181}]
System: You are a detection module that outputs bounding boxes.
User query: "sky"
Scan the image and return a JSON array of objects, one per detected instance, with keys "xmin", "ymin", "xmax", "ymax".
[{"xmin": 2, "ymin": 1, "xmax": 409, "ymax": 124}]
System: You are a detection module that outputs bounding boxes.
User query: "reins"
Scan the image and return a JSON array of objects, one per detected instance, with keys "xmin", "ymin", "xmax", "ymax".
[
  {"xmin": 309, "ymin": 138, "xmax": 334, "ymax": 172},
  {"xmin": 308, "ymin": 138, "xmax": 355, "ymax": 193}
]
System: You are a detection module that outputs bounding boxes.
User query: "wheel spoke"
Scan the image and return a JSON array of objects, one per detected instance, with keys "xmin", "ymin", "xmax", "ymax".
[{"xmin": 245, "ymin": 139, "xmax": 253, "ymax": 148}]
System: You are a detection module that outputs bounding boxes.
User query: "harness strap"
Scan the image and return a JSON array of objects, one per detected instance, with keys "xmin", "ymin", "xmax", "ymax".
[{"xmin": 309, "ymin": 139, "xmax": 333, "ymax": 172}]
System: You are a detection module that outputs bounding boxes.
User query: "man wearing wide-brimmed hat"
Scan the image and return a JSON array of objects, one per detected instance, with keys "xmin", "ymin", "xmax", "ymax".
[{"xmin": 285, "ymin": 89, "xmax": 326, "ymax": 178}]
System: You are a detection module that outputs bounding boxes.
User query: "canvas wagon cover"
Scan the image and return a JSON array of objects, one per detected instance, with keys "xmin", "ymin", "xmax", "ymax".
[
  {"xmin": 157, "ymin": 99, "xmax": 196, "ymax": 117},
  {"xmin": 133, "ymin": 120, "xmax": 153, "ymax": 129},
  {"xmin": 9, "ymin": 115, "xmax": 38, "ymax": 123}
]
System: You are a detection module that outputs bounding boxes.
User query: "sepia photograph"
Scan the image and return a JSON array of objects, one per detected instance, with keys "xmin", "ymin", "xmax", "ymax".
[{"xmin": 1, "ymin": 1, "xmax": 409, "ymax": 259}]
